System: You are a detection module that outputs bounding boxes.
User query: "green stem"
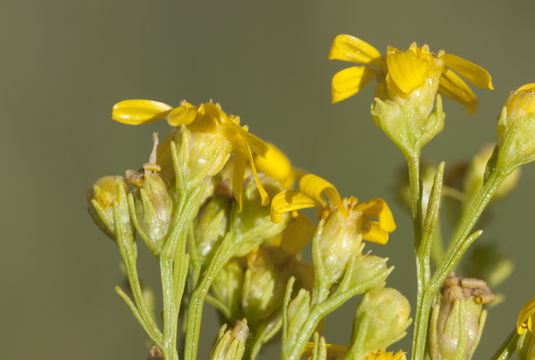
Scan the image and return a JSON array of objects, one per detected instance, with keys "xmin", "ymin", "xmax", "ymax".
[
  {"xmin": 491, "ymin": 329, "xmax": 519, "ymax": 360},
  {"xmin": 159, "ymin": 187, "xmax": 206, "ymax": 360},
  {"xmin": 411, "ymin": 170, "xmax": 505, "ymax": 360},
  {"xmin": 183, "ymin": 233, "xmax": 235, "ymax": 360}
]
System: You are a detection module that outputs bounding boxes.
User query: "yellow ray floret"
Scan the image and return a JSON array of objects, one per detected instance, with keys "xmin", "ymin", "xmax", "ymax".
[
  {"xmin": 254, "ymin": 142, "xmax": 295, "ymax": 188},
  {"xmin": 271, "ymin": 174, "xmax": 395, "ymax": 245},
  {"xmin": 517, "ymin": 296, "xmax": 535, "ymax": 334},
  {"xmin": 302, "ymin": 343, "xmax": 406, "ymax": 360},
  {"xmin": 329, "ymin": 34, "xmax": 493, "ymax": 113},
  {"xmin": 111, "ymin": 99, "xmax": 270, "ymax": 210}
]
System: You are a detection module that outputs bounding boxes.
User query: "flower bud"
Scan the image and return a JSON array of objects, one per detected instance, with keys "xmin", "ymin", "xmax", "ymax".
[
  {"xmin": 129, "ymin": 172, "xmax": 173, "ymax": 255},
  {"xmin": 286, "ymin": 289, "xmax": 311, "ymax": 352},
  {"xmin": 211, "ymin": 260, "xmax": 244, "ymax": 323},
  {"xmin": 231, "ymin": 177, "xmax": 289, "ymax": 257},
  {"xmin": 209, "ymin": 320, "xmax": 249, "ymax": 360},
  {"xmin": 495, "ymin": 84, "xmax": 535, "ymax": 172},
  {"xmin": 157, "ymin": 116, "xmax": 232, "ymax": 189},
  {"xmin": 87, "ymin": 176, "xmax": 131, "ymax": 240},
  {"xmin": 429, "ymin": 275, "xmax": 492, "ymax": 360},
  {"xmin": 241, "ymin": 247, "xmax": 292, "ymax": 326},
  {"xmin": 317, "ymin": 198, "xmax": 364, "ymax": 286},
  {"xmin": 371, "ymin": 89, "xmax": 444, "ymax": 157},
  {"xmin": 195, "ymin": 196, "xmax": 230, "ymax": 267},
  {"xmin": 341, "ymin": 254, "xmax": 392, "ymax": 293},
  {"xmin": 353, "ymin": 287, "xmax": 411, "ymax": 354}
]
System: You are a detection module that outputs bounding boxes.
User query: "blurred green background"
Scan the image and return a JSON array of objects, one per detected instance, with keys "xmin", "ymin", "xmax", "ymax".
[{"xmin": 2, "ymin": 0, "xmax": 535, "ymax": 358}]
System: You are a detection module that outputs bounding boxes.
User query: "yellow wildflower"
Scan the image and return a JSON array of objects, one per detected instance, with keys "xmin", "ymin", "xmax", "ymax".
[
  {"xmin": 271, "ymin": 174, "xmax": 396, "ymax": 245},
  {"xmin": 302, "ymin": 342, "xmax": 347, "ymax": 360},
  {"xmin": 517, "ymin": 296, "xmax": 535, "ymax": 334},
  {"xmin": 365, "ymin": 350, "xmax": 407, "ymax": 360},
  {"xmin": 111, "ymin": 99, "xmax": 270, "ymax": 210},
  {"xmin": 302, "ymin": 343, "xmax": 406, "ymax": 360},
  {"xmin": 329, "ymin": 34, "xmax": 493, "ymax": 113}
]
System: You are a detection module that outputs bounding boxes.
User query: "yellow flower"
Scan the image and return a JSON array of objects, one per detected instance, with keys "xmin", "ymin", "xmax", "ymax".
[
  {"xmin": 329, "ymin": 34, "xmax": 493, "ymax": 113},
  {"xmin": 111, "ymin": 99, "xmax": 270, "ymax": 210},
  {"xmin": 517, "ymin": 296, "xmax": 535, "ymax": 334},
  {"xmin": 365, "ymin": 350, "xmax": 407, "ymax": 360},
  {"xmin": 271, "ymin": 173, "xmax": 396, "ymax": 245},
  {"xmin": 302, "ymin": 343, "xmax": 406, "ymax": 360}
]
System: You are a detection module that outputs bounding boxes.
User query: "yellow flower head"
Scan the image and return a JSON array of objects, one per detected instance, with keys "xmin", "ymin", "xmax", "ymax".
[
  {"xmin": 271, "ymin": 173, "xmax": 396, "ymax": 245},
  {"xmin": 517, "ymin": 296, "xmax": 535, "ymax": 335},
  {"xmin": 329, "ymin": 34, "xmax": 493, "ymax": 113},
  {"xmin": 364, "ymin": 350, "xmax": 407, "ymax": 360},
  {"xmin": 111, "ymin": 99, "xmax": 270, "ymax": 211},
  {"xmin": 504, "ymin": 83, "xmax": 535, "ymax": 120}
]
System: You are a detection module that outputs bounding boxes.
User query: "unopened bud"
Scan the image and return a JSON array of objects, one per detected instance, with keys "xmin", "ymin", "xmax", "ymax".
[
  {"xmin": 342, "ymin": 254, "xmax": 392, "ymax": 293},
  {"xmin": 318, "ymin": 198, "xmax": 364, "ymax": 286},
  {"xmin": 429, "ymin": 275, "xmax": 492, "ymax": 360},
  {"xmin": 195, "ymin": 196, "xmax": 230, "ymax": 267},
  {"xmin": 209, "ymin": 320, "xmax": 249, "ymax": 360},
  {"xmin": 231, "ymin": 178, "xmax": 288, "ymax": 257},
  {"xmin": 495, "ymin": 84, "xmax": 535, "ymax": 173},
  {"xmin": 211, "ymin": 260, "xmax": 244, "ymax": 323},
  {"xmin": 286, "ymin": 289, "xmax": 311, "ymax": 353},
  {"xmin": 129, "ymin": 172, "xmax": 172, "ymax": 255},
  {"xmin": 87, "ymin": 176, "xmax": 131, "ymax": 240},
  {"xmin": 242, "ymin": 247, "xmax": 292, "ymax": 325},
  {"xmin": 353, "ymin": 287, "xmax": 411, "ymax": 354}
]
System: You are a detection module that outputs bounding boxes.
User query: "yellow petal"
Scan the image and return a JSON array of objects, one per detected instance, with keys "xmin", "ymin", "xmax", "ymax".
[
  {"xmin": 232, "ymin": 150, "xmax": 247, "ymax": 212},
  {"xmin": 254, "ymin": 143, "xmax": 294, "ymax": 188},
  {"xmin": 517, "ymin": 296, "xmax": 535, "ymax": 334},
  {"xmin": 299, "ymin": 174, "xmax": 341, "ymax": 207},
  {"xmin": 385, "ymin": 48, "xmax": 428, "ymax": 97},
  {"xmin": 328, "ymin": 34, "xmax": 381, "ymax": 65},
  {"xmin": 112, "ymin": 99, "xmax": 173, "ymax": 125},
  {"xmin": 243, "ymin": 142, "xmax": 270, "ymax": 207},
  {"xmin": 166, "ymin": 101, "xmax": 198, "ymax": 126},
  {"xmin": 439, "ymin": 68, "xmax": 478, "ymax": 114},
  {"xmin": 441, "ymin": 53, "xmax": 493, "ymax": 89},
  {"xmin": 280, "ymin": 213, "xmax": 315, "ymax": 255},
  {"xmin": 362, "ymin": 221, "xmax": 389, "ymax": 245},
  {"xmin": 356, "ymin": 198, "xmax": 396, "ymax": 232},
  {"xmin": 332, "ymin": 66, "xmax": 376, "ymax": 103},
  {"xmin": 270, "ymin": 190, "xmax": 320, "ymax": 223}
]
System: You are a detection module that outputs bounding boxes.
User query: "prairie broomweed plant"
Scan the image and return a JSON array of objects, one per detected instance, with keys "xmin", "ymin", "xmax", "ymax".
[{"xmin": 87, "ymin": 30, "xmax": 535, "ymax": 360}]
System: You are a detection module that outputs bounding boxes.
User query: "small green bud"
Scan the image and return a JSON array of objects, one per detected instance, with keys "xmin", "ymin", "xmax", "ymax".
[
  {"xmin": 87, "ymin": 176, "xmax": 131, "ymax": 240},
  {"xmin": 241, "ymin": 247, "xmax": 292, "ymax": 325},
  {"xmin": 286, "ymin": 289, "xmax": 311, "ymax": 353},
  {"xmin": 157, "ymin": 123, "xmax": 232, "ymax": 189},
  {"xmin": 211, "ymin": 260, "xmax": 244, "ymax": 323},
  {"xmin": 231, "ymin": 178, "xmax": 288, "ymax": 257},
  {"xmin": 317, "ymin": 199, "xmax": 364, "ymax": 287},
  {"xmin": 429, "ymin": 275, "xmax": 493, "ymax": 360},
  {"xmin": 209, "ymin": 320, "xmax": 249, "ymax": 360},
  {"xmin": 463, "ymin": 244, "xmax": 514, "ymax": 288},
  {"xmin": 353, "ymin": 287, "xmax": 411, "ymax": 354},
  {"xmin": 341, "ymin": 254, "xmax": 392, "ymax": 293},
  {"xmin": 128, "ymin": 172, "xmax": 173, "ymax": 255},
  {"xmin": 495, "ymin": 84, "xmax": 535, "ymax": 173},
  {"xmin": 517, "ymin": 330, "xmax": 535, "ymax": 360},
  {"xmin": 371, "ymin": 89, "xmax": 444, "ymax": 157},
  {"xmin": 195, "ymin": 196, "xmax": 230, "ymax": 266}
]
